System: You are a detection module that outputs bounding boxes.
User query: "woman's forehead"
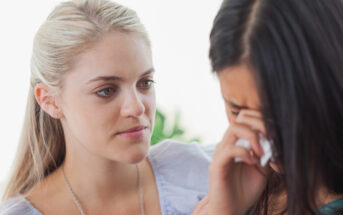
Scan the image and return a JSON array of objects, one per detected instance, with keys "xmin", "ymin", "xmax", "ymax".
[
  {"xmin": 218, "ymin": 64, "xmax": 261, "ymax": 110},
  {"xmin": 64, "ymin": 32, "xmax": 152, "ymax": 85}
]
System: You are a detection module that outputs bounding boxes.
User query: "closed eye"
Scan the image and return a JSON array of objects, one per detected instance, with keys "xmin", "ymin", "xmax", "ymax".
[{"xmin": 231, "ymin": 111, "xmax": 240, "ymax": 116}]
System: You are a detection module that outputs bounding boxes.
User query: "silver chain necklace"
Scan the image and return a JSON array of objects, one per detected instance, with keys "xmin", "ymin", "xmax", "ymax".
[{"xmin": 62, "ymin": 164, "xmax": 145, "ymax": 215}]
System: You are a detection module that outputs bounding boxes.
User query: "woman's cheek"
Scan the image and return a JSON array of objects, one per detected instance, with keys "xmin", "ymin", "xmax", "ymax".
[
  {"xmin": 229, "ymin": 114, "xmax": 237, "ymax": 124},
  {"xmin": 226, "ymin": 108, "xmax": 237, "ymax": 123}
]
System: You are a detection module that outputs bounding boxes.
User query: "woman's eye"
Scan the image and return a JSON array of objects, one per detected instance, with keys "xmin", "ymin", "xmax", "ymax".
[
  {"xmin": 96, "ymin": 87, "xmax": 115, "ymax": 97},
  {"xmin": 138, "ymin": 79, "xmax": 155, "ymax": 89},
  {"xmin": 231, "ymin": 111, "xmax": 240, "ymax": 116}
]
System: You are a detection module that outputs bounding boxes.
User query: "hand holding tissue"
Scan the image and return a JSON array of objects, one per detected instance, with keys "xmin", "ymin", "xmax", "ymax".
[{"xmin": 234, "ymin": 133, "xmax": 275, "ymax": 166}]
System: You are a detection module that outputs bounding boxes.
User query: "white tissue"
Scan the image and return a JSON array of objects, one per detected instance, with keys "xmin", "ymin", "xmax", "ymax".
[{"xmin": 234, "ymin": 133, "xmax": 273, "ymax": 167}]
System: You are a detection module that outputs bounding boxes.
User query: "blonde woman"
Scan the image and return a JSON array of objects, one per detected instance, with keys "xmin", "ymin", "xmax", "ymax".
[{"xmin": 0, "ymin": 0, "xmax": 213, "ymax": 214}]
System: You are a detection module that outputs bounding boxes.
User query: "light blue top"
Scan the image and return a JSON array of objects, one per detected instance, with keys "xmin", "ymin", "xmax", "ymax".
[
  {"xmin": 0, "ymin": 140, "xmax": 215, "ymax": 215},
  {"xmin": 317, "ymin": 197, "xmax": 343, "ymax": 214}
]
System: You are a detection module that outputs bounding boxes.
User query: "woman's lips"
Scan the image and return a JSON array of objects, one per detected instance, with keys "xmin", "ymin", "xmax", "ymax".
[{"xmin": 116, "ymin": 126, "xmax": 147, "ymax": 139}]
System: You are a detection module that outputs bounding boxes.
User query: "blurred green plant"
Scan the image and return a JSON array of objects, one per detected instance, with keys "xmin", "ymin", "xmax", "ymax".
[{"xmin": 150, "ymin": 109, "xmax": 201, "ymax": 145}]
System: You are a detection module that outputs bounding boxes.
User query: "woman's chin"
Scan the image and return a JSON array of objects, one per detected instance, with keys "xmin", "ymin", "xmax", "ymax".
[
  {"xmin": 123, "ymin": 153, "xmax": 147, "ymax": 164},
  {"xmin": 120, "ymin": 145, "xmax": 149, "ymax": 164}
]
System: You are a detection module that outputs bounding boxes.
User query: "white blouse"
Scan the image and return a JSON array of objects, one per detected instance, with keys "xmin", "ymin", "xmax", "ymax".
[{"xmin": 0, "ymin": 139, "xmax": 215, "ymax": 215}]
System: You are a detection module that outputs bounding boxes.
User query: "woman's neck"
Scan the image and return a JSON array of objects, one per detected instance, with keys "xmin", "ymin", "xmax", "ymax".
[
  {"xmin": 62, "ymin": 147, "xmax": 142, "ymax": 202},
  {"xmin": 25, "ymin": 157, "xmax": 147, "ymax": 213}
]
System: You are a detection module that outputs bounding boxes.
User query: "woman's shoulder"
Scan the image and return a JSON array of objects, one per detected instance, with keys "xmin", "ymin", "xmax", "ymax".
[
  {"xmin": 317, "ymin": 197, "xmax": 343, "ymax": 215},
  {"xmin": 148, "ymin": 139, "xmax": 215, "ymax": 180},
  {"xmin": 0, "ymin": 197, "xmax": 41, "ymax": 215},
  {"xmin": 149, "ymin": 139, "xmax": 215, "ymax": 163},
  {"xmin": 148, "ymin": 139, "xmax": 216, "ymax": 215}
]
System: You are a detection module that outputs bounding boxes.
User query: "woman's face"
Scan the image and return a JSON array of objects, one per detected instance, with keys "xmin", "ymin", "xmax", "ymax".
[
  {"xmin": 58, "ymin": 31, "xmax": 155, "ymax": 164},
  {"xmin": 218, "ymin": 64, "xmax": 280, "ymax": 172}
]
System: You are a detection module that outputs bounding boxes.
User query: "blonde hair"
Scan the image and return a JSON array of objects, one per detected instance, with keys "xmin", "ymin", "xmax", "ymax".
[{"xmin": 2, "ymin": 0, "xmax": 149, "ymax": 201}]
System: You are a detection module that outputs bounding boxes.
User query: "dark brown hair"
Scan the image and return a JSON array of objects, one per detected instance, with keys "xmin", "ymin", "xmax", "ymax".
[{"xmin": 210, "ymin": 0, "xmax": 343, "ymax": 214}]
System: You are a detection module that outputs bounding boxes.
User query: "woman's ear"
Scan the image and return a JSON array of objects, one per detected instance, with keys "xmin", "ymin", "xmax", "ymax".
[{"xmin": 34, "ymin": 83, "xmax": 64, "ymax": 119}]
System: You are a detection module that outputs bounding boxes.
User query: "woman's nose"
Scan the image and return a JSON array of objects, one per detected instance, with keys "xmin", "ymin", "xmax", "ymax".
[{"xmin": 120, "ymin": 89, "xmax": 145, "ymax": 118}]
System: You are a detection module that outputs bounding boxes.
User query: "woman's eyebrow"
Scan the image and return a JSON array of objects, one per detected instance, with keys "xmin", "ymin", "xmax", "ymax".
[
  {"xmin": 140, "ymin": 68, "xmax": 155, "ymax": 77},
  {"xmin": 87, "ymin": 76, "xmax": 123, "ymax": 84},
  {"xmin": 87, "ymin": 68, "xmax": 155, "ymax": 84},
  {"xmin": 224, "ymin": 98, "xmax": 249, "ymax": 110}
]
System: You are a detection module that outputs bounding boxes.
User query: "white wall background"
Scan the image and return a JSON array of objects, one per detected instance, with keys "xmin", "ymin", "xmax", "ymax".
[{"xmin": 0, "ymin": 0, "xmax": 227, "ymax": 193}]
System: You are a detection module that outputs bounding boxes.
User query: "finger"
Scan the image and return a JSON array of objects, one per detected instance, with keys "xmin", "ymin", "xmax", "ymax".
[
  {"xmin": 238, "ymin": 109, "xmax": 262, "ymax": 118},
  {"xmin": 229, "ymin": 124, "xmax": 264, "ymax": 156},
  {"xmin": 192, "ymin": 204, "xmax": 208, "ymax": 215},
  {"xmin": 216, "ymin": 125, "xmax": 262, "ymax": 158},
  {"xmin": 201, "ymin": 195, "xmax": 209, "ymax": 204},
  {"xmin": 192, "ymin": 196, "xmax": 209, "ymax": 215},
  {"xmin": 217, "ymin": 143, "xmax": 257, "ymax": 166},
  {"xmin": 230, "ymin": 145, "xmax": 258, "ymax": 165},
  {"xmin": 200, "ymin": 202, "xmax": 209, "ymax": 215},
  {"xmin": 236, "ymin": 114, "xmax": 266, "ymax": 136},
  {"xmin": 217, "ymin": 128, "xmax": 238, "ymax": 148}
]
